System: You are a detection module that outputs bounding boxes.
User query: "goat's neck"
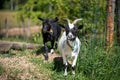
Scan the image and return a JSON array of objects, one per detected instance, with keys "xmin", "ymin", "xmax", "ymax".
[{"xmin": 67, "ymin": 39, "xmax": 76, "ymax": 50}]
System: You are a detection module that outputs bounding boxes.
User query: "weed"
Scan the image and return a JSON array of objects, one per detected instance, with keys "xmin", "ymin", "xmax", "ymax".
[{"xmin": 0, "ymin": 64, "xmax": 5, "ymax": 75}]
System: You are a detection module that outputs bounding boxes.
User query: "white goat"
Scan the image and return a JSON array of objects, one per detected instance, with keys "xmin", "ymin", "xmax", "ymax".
[{"xmin": 58, "ymin": 18, "xmax": 83, "ymax": 76}]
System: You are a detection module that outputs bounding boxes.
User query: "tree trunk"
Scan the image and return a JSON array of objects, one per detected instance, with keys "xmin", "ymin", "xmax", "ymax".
[
  {"xmin": 106, "ymin": 0, "xmax": 115, "ymax": 50},
  {"xmin": 10, "ymin": 0, "xmax": 13, "ymax": 10},
  {"xmin": 15, "ymin": 0, "xmax": 18, "ymax": 10},
  {"xmin": 116, "ymin": 0, "xmax": 120, "ymax": 45},
  {"xmin": 0, "ymin": 40, "xmax": 39, "ymax": 52}
]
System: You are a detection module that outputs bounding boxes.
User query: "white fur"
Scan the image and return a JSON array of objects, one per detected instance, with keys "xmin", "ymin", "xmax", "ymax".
[
  {"xmin": 58, "ymin": 32, "xmax": 81, "ymax": 76},
  {"xmin": 68, "ymin": 23, "xmax": 74, "ymax": 29},
  {"xmin": 58, "ymin": 18, "xmax": 82, "ymax": 76},
  {"xmin": 50, "ymin": 49, "xmax": 54, "ymax": 54}
]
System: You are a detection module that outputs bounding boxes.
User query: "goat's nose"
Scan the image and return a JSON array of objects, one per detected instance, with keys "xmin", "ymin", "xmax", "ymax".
[
  {"xmin": 69, "ymin": 34, "xmax": 72, "ymax": 38},
  {"xmin": 68, "ymin": 32, "xmax": 73, "ymax": 37}
]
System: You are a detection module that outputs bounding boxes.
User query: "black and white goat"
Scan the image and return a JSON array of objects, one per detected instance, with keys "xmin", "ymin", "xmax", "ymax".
[
  {"xmin": 38, "ymin": 17, "xmax": 61, "ymax": 60},
  {"xmin": 58, "ymin": 18, "xmax": 83, "ymax": 76}
]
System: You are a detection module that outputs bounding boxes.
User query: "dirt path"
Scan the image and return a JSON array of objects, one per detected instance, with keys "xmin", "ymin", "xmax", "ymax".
[
  {"xmin": 0, "ymin": 51, "xmax": 60, "ymax": 80},
  {"xmin": 0, "ymin": 56, "xmax": 42, "ymax": 80}
]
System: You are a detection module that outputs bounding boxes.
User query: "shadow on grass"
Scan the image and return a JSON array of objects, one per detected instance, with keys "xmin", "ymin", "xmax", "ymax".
[
  {"xmin": 36, "ymin": 46, "xmax": 45, "ymax": 55},
  {"xmin": 36, "ymin": 44, "xmax": 52, "ymax": 55},
  {"xmin": 0, "ymin": 35, "xmax": 4, "ymax": 39},
  {"xmin": 0, "ymin": 50, "xmax": 16, "ymax": 58},
  {"xmin": 53, "ymin": 57, "xmax": 73, "ymax": 73},
  {"xmin": 35, "ymin": 46, "xmax": 48, "ymax": 60},
  {"xmin": 35, "ymin": 45, "xmax": 53, "ymax": 60},
  {"xmin": 53, "ymin": 57, "xmax": 63, "ymax": 72},
  {"xmin": 35, "ymin": 46, "xmax": 46, "ymax": 58}
]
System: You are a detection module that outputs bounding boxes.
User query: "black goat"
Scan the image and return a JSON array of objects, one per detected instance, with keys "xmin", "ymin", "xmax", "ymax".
[{"xmin": 38, "ymin": 17, "xmax": 61, "ymax": 60}]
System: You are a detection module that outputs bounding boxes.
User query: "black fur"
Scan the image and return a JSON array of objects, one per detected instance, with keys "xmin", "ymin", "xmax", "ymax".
[{"xmin": 38, "ymin": 17, "xmax": 61, "ymax": 60}]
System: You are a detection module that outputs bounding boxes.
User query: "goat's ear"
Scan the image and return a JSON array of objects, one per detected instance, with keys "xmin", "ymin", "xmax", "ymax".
[
  {"xmin": 59, "ymin": 24, "xmax": 65, "ymax": 28},
  {"xmin": 78, "ymin": 25, "xmax": 83, "ymax": 30},
  {"xmin": 53, "ymin": 17, "xmax": 59, "ymax": 22},
  {"xmin": 38, "ymin": 17, "xmax": 43, "ymax": 21}
]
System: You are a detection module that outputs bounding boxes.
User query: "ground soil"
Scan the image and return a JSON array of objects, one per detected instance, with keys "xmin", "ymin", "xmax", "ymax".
[{"xmin": 0, "ymin": 51, "xmax": 60, "ymax": 80}]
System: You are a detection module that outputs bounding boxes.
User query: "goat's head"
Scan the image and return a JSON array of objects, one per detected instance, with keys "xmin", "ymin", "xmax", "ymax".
[
  {"xmin": 38, "ymin": 17, "xmax": 58, "ymax": 33},
  {"xmin": 62, "ymin": 18, "xmax": 83, "ymax": 41}
]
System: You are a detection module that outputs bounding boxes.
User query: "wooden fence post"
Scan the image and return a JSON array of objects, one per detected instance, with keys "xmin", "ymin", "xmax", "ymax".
[
  {"xmin": 5, "ymin": 18, "xmax": 8, "ymax": 37},
  {"xmin": 106, "ymin": 0, "xmax": 115, "ymax": 50}
]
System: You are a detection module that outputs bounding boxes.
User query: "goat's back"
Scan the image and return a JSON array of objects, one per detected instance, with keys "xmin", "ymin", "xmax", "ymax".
[{"xmin": 51, "ymin": 22, "xmax": 61, "ymax": 40}]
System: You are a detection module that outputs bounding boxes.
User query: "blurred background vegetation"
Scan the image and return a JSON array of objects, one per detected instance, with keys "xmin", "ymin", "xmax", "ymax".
[
  {"xmin": 0, "ymin": 0, "xmax": 107, "ymax": 42},
  {"xmin": 0, "ymin": 0, "xmax": 120, "ymax": 80}
]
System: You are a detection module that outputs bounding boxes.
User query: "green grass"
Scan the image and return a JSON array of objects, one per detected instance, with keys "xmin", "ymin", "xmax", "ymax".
[
  {"xmin": 75, "ymin": 36, "xmax": 120, "ymax": 80},
  {"xmin": 29, "ymin": 36, "xmax": 120, "ymax": 80},
  {"xmin": 0, "ymin": 42, "xmax": 119, "ymax": 80},
  {"xmin": 0, "ymin": 31, "xmax": 120, "ymax": 80}
]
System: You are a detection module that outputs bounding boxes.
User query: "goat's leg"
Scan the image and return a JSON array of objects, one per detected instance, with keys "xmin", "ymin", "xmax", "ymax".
[
  {"xmin": 72, "ymin": 55, "xmax": 78, "ymax": 75},
  {"xmin": 55, "ymin": 41, "xmax": 58, "ymax": 49},
  {"xmin": 64, "ymin": 62, "xmax": 68, "ymax": 76},
  {"xmin": 62, "ymin": 55, "xmax": 68, "ymax": 76},
  {"xmin": 55, "ymin": 38, "xmax": 58, "ymax": 49},
  {"xmin": 44, "ymin": 43, "xmax": 49, "ymax": 60},
  {"xmin": 50, "ymin": 41, "xmax": 54, "ymax": 54},
  {"xmin": 72, "ymin": 66, "xmax": 76, "ymax": 75}
]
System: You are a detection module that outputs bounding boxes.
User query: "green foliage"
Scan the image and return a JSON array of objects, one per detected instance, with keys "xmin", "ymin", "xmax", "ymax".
[
  {"xmin": 31, "ymin": 31, "xmax": 43, "ymax": 43},
  {"xmin": 18, "ymin": 0, "xmax": 107, "ymax": 33}
]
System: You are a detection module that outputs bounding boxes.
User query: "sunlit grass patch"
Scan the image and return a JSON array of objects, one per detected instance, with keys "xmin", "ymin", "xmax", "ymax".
[{"xmin": 0, "ymin": 64, "xmax": 5, "ymax": 76}]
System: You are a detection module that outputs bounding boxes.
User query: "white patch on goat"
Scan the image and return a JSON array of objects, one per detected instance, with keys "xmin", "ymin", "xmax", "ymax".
[
  {"xmin": 67, "ymin": 32, "xmax": 74, "ymax": 39},
  {"xmin": 68, "ymin": 23, "xmax": 74, "ymax": 29},
  {"xmin": 71, "ymin": 38, "xmax": 81, "ymax": 57},
  {"xmin": 72, "ymin": 70, "xmax": 75, "ymax": 75}
]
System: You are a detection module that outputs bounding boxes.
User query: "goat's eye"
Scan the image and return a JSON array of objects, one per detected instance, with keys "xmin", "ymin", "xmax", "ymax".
[{"xmin": 71, "ymin": 28, "xmax": 76, "ymax": 32}]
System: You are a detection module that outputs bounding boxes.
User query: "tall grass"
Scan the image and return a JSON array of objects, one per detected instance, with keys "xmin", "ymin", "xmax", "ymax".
[{"xmin": 75, "ymin": 34, "xmax": 120, "ymax": 80}]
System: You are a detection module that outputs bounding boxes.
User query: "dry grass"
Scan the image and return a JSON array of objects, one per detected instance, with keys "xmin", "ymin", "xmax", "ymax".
[
  {"xmin": 0, "ymin": 11, "xmax": 20, "ymax": 28},
  {"xmin": 0, "ymin": 26, "xmax": 41, "ymax": 37},
  {"xmin": 0, "ymin": 50, "xmax": 60, "ymax": 80},
  {"xmin": 0, "ymin": 56, "xmax": 41, "ymax": 80},
  {"xmin": 0, "ymin": 11, "xmax": 38, "ymax": 29}
]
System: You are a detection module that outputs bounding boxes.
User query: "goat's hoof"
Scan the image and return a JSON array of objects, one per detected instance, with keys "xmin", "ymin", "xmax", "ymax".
[
  {"xmin": 50, "ymin": 49, "xmax": 54, "ymax": 54},
  {"xmin": 72, "ymin": 71, "xmax": 75, "ymax": 75},
  {"xmin": 45, "ymin": 58, "xmax": 48, "ymax": 60},
  {"xmin": 64, "ymin": 73, "xmax": 67, "ymax": 76},
  {"xmin": 45, "ymin": 55, "xmax": 48, "ymax": 60},
  {"xmin": 55, "ymin": 43, "xmax": 58, "ymax": 49}
]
